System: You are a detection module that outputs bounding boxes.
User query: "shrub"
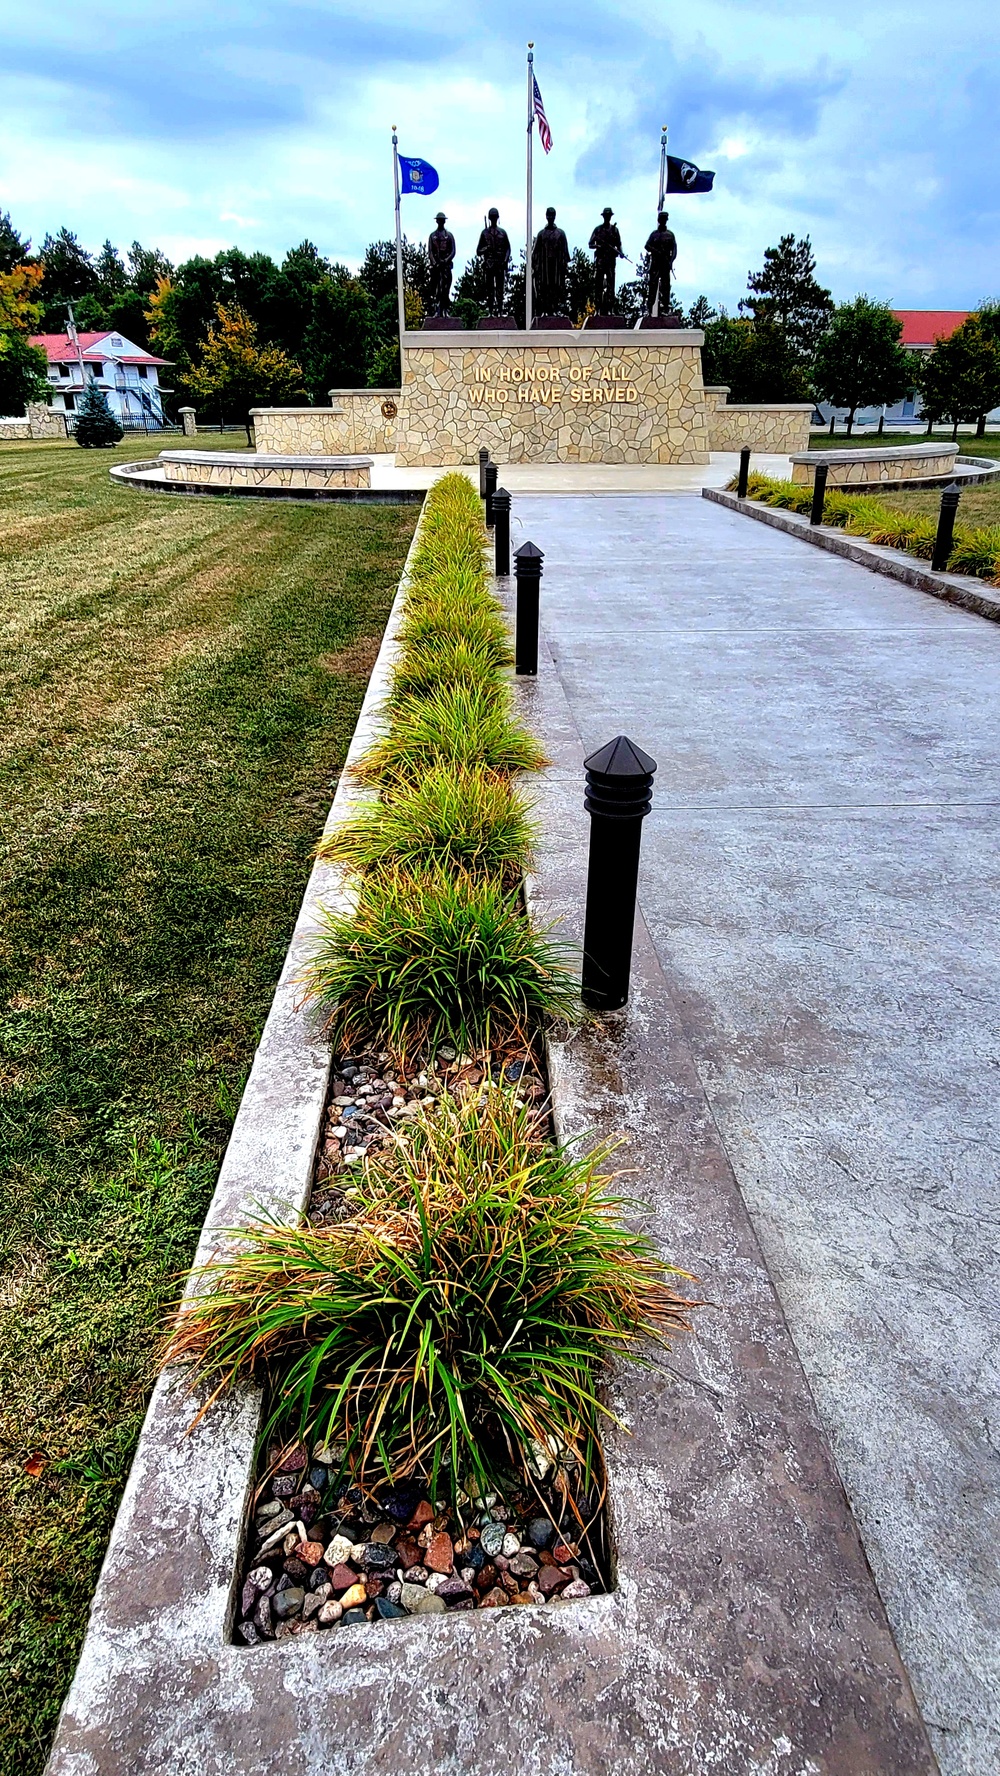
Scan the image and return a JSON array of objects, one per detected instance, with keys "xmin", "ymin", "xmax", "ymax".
[
  {"xmin": 164, "ymin": 1090, "xmax": 694, "ymax": 1500},
  {"xmin": 320, "ymin": 765, "xmax": 534, "ymax": 882},
  {"xmin": 306, "ymin": 867, "xmax": 576, "ymax": 1058},
  {"xmin": 355, "ymin": 681, "xmax": 547, "ymax": 786}
]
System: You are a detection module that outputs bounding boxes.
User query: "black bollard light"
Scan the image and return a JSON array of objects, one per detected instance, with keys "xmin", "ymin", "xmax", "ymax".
[
  {"xmin": 484, "ymin": 461, "xmax": 498, "ymax": 528},
  {"xmin": 829, "ymin": 413, "xmax": 836, "ymax": 436},
  {"xmin": 932, "ymin": 484, "xmax": 961, "ymax": 573},
  {"xmin": 492, "ymin": 486, "xmax": 511, "ymax": 576},
  {"xmin": 478, "ymin": 446, "xmax": 490, "ymax": 498},
  {"xmin": 737, "ymin": 445, "xmax": 751, "ymax": 498},
  {"xmin": 580, "ymin": 736, "xmax": 657, "ymax": 1012},
  {"xmin": 810, "ymin": 461, "xmax": 829, "ymax": 526},
  {"xmin": 513, "ymin": 541, "xmax": 543, "ymax": 675}
]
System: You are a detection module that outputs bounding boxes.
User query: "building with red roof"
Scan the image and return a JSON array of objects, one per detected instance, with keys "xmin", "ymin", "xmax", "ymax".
[
  {"xmin": 30, "ymin": 328, "xmax": 173, "ymax": 429},
  {"xmin": 891, "ymin": 311, "xmax": 971, "ymax": 352}
]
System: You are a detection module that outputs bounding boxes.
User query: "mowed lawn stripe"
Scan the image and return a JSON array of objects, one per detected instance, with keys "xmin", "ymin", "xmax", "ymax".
[{"xmin": 0, "ymin": 436, "xmax": 418, "ymax": 1773}]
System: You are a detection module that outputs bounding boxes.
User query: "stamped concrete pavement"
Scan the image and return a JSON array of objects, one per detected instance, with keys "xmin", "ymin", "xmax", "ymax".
[{"xmin": 522, "ymin": 491, "xmax": 1000, "ymax": 1776}]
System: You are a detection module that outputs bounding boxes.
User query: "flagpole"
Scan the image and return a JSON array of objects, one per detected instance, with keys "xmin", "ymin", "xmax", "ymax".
[
  {"xmin": 652, "ymin": 125, "xmax": 668, "ymax": 318},
  {"xmin": 391, "ymin": 126, "xmax": 407, "ymax": 378},
  {"xmin": 525, "ymin": 44, "xmax": 534, "ymax": 332}
]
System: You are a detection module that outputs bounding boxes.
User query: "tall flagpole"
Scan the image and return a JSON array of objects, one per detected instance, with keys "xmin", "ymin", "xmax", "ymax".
[
  {"xmin": 525, "ymin": 43, "xmax": 534, "ymax": 332},
  {"xmin": 391, "ymin": 126, "xmax": 407, "ymax": 376},
  {"xmin": 653, "ymin": 124, "xmax": 668, "ymax": 317}
]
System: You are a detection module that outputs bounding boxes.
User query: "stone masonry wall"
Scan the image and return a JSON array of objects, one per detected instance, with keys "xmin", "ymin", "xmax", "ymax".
[
  {"xmin": 0, "ymin": 403, "xmax": 69, "ymax": 440},
  {"xmin": 790, "ymin": 445, "xmax": 959, "ymax": 486},
  {"xmin": 396, "ymin": 331, "xmax": 712, "ymax": 465},
  {"xmin": 252, "ymin": 394, "xmax": 399, "ymax": 457},
  {"xmin": 709, "ymin": 402, "xmax": 814, "ymax": 455},
  {"xmin": 160, "ymin": 452, "xmax": 370, "ymax": 490}
]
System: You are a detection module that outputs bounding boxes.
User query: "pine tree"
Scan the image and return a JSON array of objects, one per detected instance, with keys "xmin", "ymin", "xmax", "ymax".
[
  {"xmin": 74, "ymin": 379, "xmax": 124, "ymax": 447},
  {"xmin": 741, "ymin": 234, "xmax": 833, "ymax": 365}
]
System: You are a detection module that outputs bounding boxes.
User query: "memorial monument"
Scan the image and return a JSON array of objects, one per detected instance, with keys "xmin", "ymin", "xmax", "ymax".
[
  {"xmin": 588, "ymin": 208, "xmax": 625, "ymax": 318},
  {"xmin": 424, "ymin": 212, "xmax": 458, "ymax": 329},
  {"xmin": 476, "ymin": 208, "xmax": 512, "ymax": 324},
  {"xmin": 641, "ymin": 212, "xmax": 679, "ymax": 328},
  {"xmin": 531, "ymin": 207, "xmax": 570, "ymax": 326}
]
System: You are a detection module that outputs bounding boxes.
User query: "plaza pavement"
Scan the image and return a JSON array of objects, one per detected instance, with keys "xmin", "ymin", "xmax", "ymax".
[
  {"xmin": 368, "ymin": 449, "xmax": 791, "ymax": 493},
  {"xmin": 520, "ymin": 489, "xmax": 1000, "ymax": 1776}
]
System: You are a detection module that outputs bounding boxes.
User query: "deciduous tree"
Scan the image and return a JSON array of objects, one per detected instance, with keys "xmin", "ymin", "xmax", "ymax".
[
  {"xmin": 919, "ymin": 316, "xmax": 1000, "ymax": 440},
  {"xmin": 187, "ymin": 302, "xmax": 306, "ymax": 440},
  {"xmin": 0, "ymin": 263, "xmax": 48, "ymax": 414},
  {"xmin": 812, "ymin": 297, "xmax": 916, "ymax": 434}
]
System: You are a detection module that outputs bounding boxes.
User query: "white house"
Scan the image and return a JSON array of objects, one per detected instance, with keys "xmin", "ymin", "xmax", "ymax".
[{"xmin": 30, "ymin": 329, "xmax": 174, "ymax": 428}]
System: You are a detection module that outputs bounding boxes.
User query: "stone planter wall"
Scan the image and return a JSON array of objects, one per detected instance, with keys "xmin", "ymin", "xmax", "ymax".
[
  {"xmin": 159, "ymin": 450, "xmax": 371, "ymax": 490},
  {"xmin": 708, "ymin": 400, "xmax": 814, "ymax": 455},
  {"xmin": 790, "ymin": 443, "xmax": 960, "ymax": 485}
]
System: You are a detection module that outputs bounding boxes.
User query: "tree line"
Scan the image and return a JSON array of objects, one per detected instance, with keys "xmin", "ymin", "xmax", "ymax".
[{"xmin": 1, "ymin": 209, "xmax": 998, "ymax": 435}]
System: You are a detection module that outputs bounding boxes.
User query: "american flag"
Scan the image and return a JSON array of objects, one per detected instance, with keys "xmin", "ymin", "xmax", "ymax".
[{"xmin": 532, "ymin": 75, "xmax": 552, "ymax": 153}]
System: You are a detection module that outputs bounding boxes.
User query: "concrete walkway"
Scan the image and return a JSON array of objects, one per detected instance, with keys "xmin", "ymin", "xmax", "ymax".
[{"xmin": 523, "ymin": 491, "xmax": 1000, "ymax": 1776}]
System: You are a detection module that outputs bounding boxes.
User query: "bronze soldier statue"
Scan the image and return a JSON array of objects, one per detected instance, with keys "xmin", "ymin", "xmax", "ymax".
[
  {"xmin": 531, "ymin": 206, "xmax": 570, "ymax": 318},
  {"xmin": 644, "ymin": 211, "xmax": 677, "ymax": 316},
  {"xmin": 476, "ymin": 207, "xmax": 512, "ymax": 317},
  {"xmin": 588, "ymin": 207, "xmax": 625, "ymax": 314},
  {"xmin": 427, "ymin": 212, "xmax": 457, "ymax": 317}
]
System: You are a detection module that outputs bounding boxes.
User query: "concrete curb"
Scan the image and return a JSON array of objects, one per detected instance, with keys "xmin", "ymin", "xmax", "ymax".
[{"xmin": 704, "ymin": 485, "xmax": 1000, "ymax": 622}]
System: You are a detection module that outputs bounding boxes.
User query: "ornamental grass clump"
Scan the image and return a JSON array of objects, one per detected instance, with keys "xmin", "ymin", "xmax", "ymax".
[
  {"xmin": 306, "ymin": 868, "xmax": 575, "ymax": 1058},
  {"xmin": 389, "ymin": 632, "xmax": 513, "ymax": 705},
  {"xmin": 164, "ymin": 1090, "xmax": 694, "ymax": 1501},
  {"xmin": 355, "ymin": 680, "xmax": 547, "ymax": 786},
  {"xmin": 320, "ymin": 765, "xmax": 534, "ymax": 882}
]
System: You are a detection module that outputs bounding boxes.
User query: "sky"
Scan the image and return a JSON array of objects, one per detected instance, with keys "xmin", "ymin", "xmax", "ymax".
[{"xmin": 1, "ymin": 0, "xmax": 998, "ymax": 312}]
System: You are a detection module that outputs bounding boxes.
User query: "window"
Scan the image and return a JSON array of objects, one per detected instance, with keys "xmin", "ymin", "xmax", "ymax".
[
  {"xmin": 59, "ymin": 363, "xmax": 71, "ymax": 377},
  {"xmin": 110, "ymin": 336, "xmax": 123, "ymax": 348},
  {"xmin": 138, "ymin": 365, "xmax": 148, "ymax": 379},
  {"xmin": 63, "ymin": 393, "xmax": 75, "ymax": 411}
]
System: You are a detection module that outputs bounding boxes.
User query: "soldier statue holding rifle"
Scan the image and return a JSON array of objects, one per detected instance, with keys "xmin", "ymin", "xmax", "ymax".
[{"xmin": 476, "ymin": 208, "xmax": 512, "ymax": 317}]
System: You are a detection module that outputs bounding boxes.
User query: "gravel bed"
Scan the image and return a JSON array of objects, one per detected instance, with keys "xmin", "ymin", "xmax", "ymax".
[{"xmin": 233, "ymin": 1043, "xmax": 609, "ymax": 1643}]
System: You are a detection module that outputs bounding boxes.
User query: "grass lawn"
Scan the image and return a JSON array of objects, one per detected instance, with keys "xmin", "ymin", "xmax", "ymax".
[
  {"xmin": 806, "ymin": 430, "xmax": 1000, "ymax": 526},
  {"xmin": 0, "ymin": 433, "xmax": 418, "ymax": 1771},
  {"xmin": 808, "ymin": 429, "xmax": 1000, "ymax": 461}
]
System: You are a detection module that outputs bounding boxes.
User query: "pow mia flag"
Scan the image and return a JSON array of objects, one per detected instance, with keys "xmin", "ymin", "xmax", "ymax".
[{"xmin": 665, "ymin": 155, "xmax": 715, "ymax": 194}]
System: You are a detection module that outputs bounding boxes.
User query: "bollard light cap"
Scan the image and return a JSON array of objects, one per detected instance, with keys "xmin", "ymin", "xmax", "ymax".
[
  {"xmin": 584, "ymin": 734, "xmax": 657, "ymax": 779},
  {"xmin": 514, "ymin": 540, "xmax": 544, "ymax": 561}
]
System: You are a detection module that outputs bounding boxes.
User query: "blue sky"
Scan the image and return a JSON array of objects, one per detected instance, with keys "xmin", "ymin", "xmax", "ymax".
[{"xmin": 1, "ymin": 0, "xmax": 997, "ymax": 310}]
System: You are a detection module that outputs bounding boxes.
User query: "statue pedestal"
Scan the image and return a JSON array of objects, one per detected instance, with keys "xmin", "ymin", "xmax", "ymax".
[
  {"xmin": 585, "ymin": 314, "xmax": 624, "ymax": 330},
  {"xmin": 639, "ymin": 314, "xmax": 683, "ymax": 330},
  {"xmin": 421, "ymin": 316, "xmax": 465, "ymax": 331},
  {"xmin": 532, "ymin": 315, "xmax": 573, "ymax": 330},
  {"xmin": 478, "ymin": 315, "xmax": 517, "ymax": 330}
]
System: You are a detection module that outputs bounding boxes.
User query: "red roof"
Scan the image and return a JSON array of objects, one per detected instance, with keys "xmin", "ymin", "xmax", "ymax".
[
  {"xmin": 892, "ymin": 310, "xmax": 970, "ymax": 347},
  {"xmin": 30, "ymin": 331, "xmax": 170, "ymax": 367}
]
